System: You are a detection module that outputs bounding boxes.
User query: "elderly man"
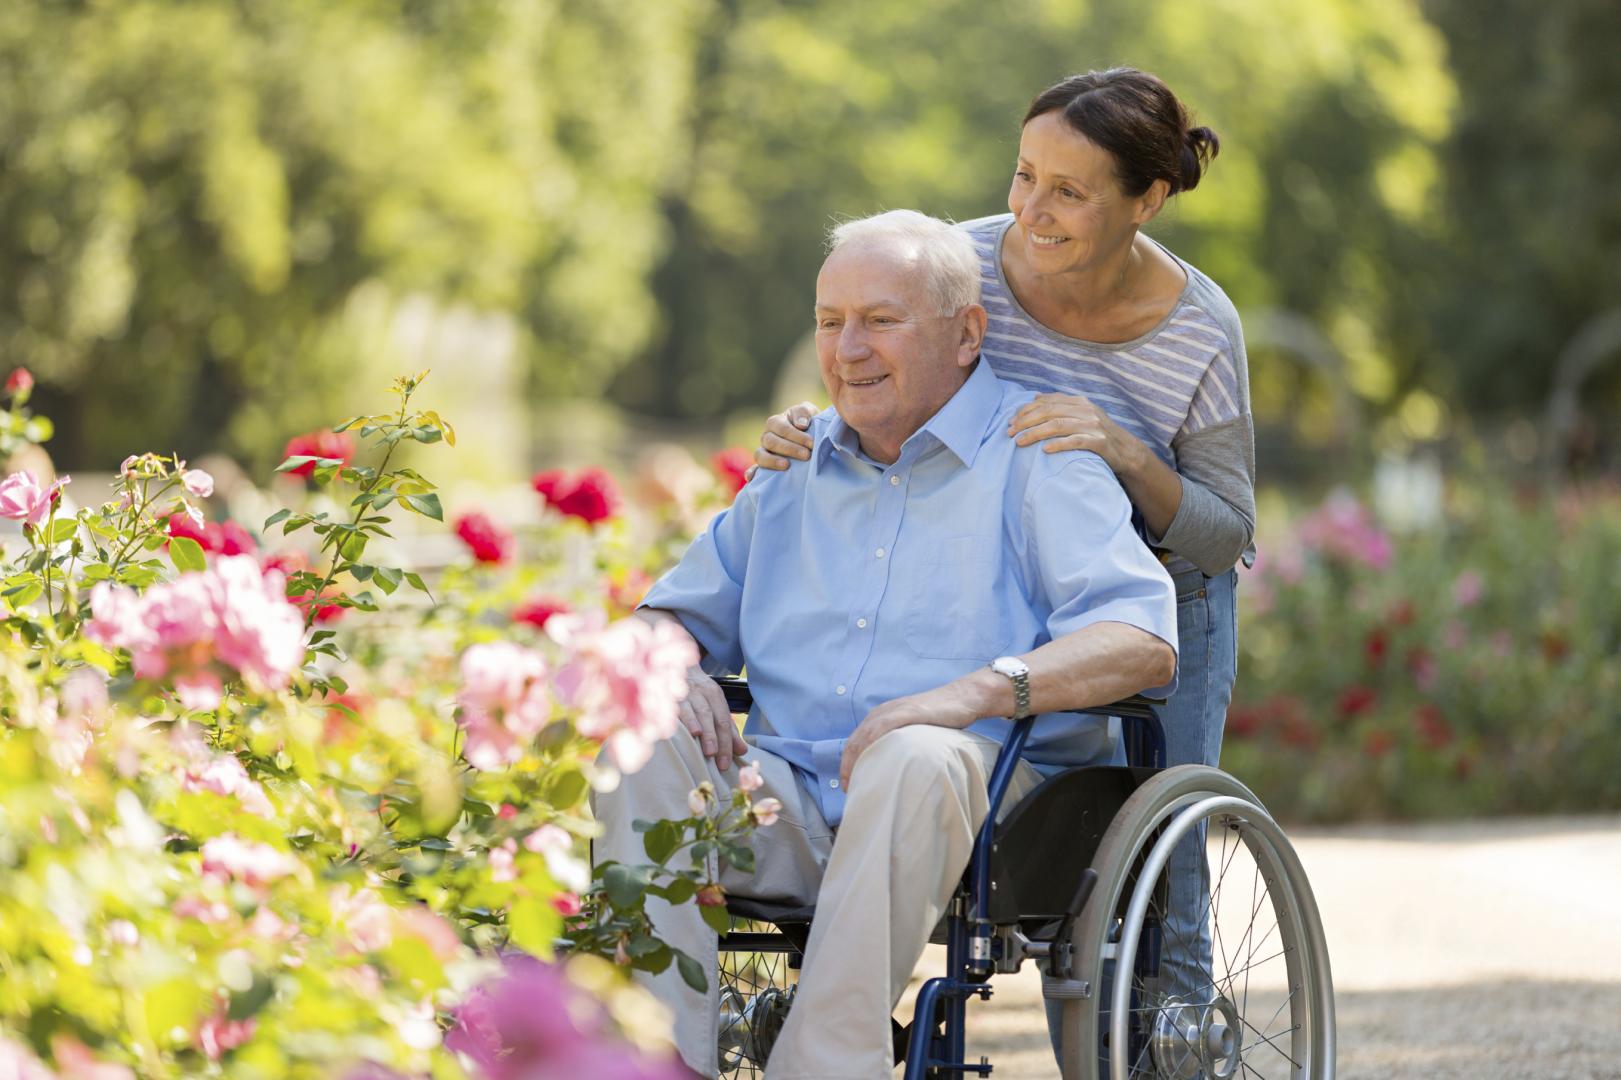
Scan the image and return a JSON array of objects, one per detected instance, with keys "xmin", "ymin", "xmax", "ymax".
[{"xmin": 595, "ymin": 209, "xmax": 1176, "ymax": 1078}]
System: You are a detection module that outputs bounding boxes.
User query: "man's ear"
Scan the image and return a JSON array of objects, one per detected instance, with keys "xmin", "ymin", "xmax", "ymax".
[
  {"xmin": 1133, "ymin": 178, "xmax": 1170, "ymax": 226},
  {"xmin": 957, "ymin": 304, "xmax": 988, "ymax": 367}
]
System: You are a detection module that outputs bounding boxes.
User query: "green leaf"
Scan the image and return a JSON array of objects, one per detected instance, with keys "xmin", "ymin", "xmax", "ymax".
[
  {"xmin": 700, "ymin": 901, "xmax": 733, "ymax": 936},
  {"xmin": 602, "ymin": 863, "xmax": 652, "ymax": 909},
  {"xmin": 263, "ymin": 508, "xmax": 292, "ymax": 529},
  {"xmin": 226, "ymin": 974, "xmax": 276, "ymax": 1021},
  {"xmin": 275, "ymin": 455, "xmax": 321, "ymax": 474},
  {"xmin": 401, "ymin": 493, "xmax": 443, "ymax": 521},
  {"xmin": 80, "ymin": 563, "xmax": 113, "ymax": 581},
  {"xmin": 3, "ymin": 582, "xmax": 42, "ymax": 609},
  {"xmin": 643, "ymin": 820, "xmax": 681, "ymax": 863},
  {"xmin": 507, "ymin": 896, "xmax": 561, "ymax": 958},
  {"xmin": 46, "ymin": 518, "xmax": 78, "ymax": 544},
  {"xmin": 404, "ymin": 571, "xmax": 432, "ymax": 598},
  {"xmin": 675, "ymin": 950, "xmax": 708, "ymax": 993},
  {"xmin": 333, "ymin": 416, "xmax": 365, "ymax": 433},
  {"xmin": 348, "ymin": 563, "xmax": 374, "ymax": 582},
  {"xmin": 168, "ymin": 535, "xmax": 206, "ymax": 574},
  {"xmin": 374, "ymin": 565, "xmax": 403, "ymax": 595},
  {"xmin": 660, "ymin": 877, "xmax": 698, "ymax": 905}
]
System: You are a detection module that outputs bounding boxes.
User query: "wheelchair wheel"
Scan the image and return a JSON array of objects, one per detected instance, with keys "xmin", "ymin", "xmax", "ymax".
[
  {"xmin": 716, "ymin": 921, "xmax": 800, "ymax": 1079},
  {"xmin": 1057, "ymin": 766, "xmax": 1335, "ymax": 1080}
]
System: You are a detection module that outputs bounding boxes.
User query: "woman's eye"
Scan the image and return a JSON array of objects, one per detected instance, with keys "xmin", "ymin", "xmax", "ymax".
[
  {"xmin": 1060, "ymin": 187, "xmax": 1080, "ymax": 200},
  {"xmin": 1015, "ymin": 170, "xmax": 1033, "ymax": 183}
]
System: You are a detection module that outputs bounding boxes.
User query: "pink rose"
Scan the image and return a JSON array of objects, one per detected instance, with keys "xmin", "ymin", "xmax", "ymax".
[
  {"xmin": 456, "ymin": 642, "xmax": 551, "ymax": 771},
  {"xmin": 751, "ymin": 797, "xmax": 782, "ymax": 827},
  {"xmin": 524, "ymin": 824, "xmax": 590, "ymax": 892},
  {"xmin": 199, "ymin": 834, "xmax": 298, "ymax": 890},
  {"xmin": 736, "ymin": 761, "xmax": 763, "ymax": 792},
  {"xmin": 182, "ymin": 469, "xmax": 215, "ymax": 498},
  {"xmin": 5, "ymin": 367, "xmax": 33, "ymax": 398},
  {"xmin": 330, "ymin": 885, "xmax": 394, "ymax": 953},
  {"xmin": 197, "ymin": 1002, "xmax": 256, "ymax": 1061},
  {"xmin": 0, "ymin": 470, "xmax": 70, "ymax": 526},
  {"xmin": 552, "ymin": 616, "xmax": 697, "ymax": 773}
]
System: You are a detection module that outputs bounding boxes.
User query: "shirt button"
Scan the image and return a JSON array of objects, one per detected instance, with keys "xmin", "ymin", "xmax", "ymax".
[
  {"xmin": 856, "ymin": 618, "xmax": 868, "ymax": 628},
  {"xmin": 835, "ymin": 685, "xmax": 847, "ymax": 695},
  {"xmin": 889, "ymin": 475, "xmax": 900, "ymax": 486},
  {"xmin": 829, "ymin": 779, "xmax": 840, "ymax": 789},
  {"xmin": 875, "ymin": 547, "xmax": 886, "ymax": 558}
]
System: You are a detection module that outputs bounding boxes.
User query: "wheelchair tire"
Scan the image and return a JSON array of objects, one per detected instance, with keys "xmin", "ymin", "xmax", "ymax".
[
  {"xmin": 716, "ymin": 921, "xmax": 801, "ymax": 1078},
  {"xmin": 1056, "ymin": 765, "xmax": 1335, "ymax": 1080}
]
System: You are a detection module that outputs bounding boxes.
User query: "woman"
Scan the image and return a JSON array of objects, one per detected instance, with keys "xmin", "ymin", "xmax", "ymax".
[{"xmin": 752, "ymin": 67, "xmax": 1253, "ymax": 1007}]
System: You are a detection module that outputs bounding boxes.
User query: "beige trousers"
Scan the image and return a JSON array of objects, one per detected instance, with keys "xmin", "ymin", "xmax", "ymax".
[{"xmin": 592, "ymin": 722, "xmax": 1041, "ymax": 1079}]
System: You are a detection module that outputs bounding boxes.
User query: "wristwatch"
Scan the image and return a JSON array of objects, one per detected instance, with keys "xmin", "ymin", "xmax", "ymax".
[{"xmin": 989, "ymin": 656, "xmax": 1032, "ymax": 720}]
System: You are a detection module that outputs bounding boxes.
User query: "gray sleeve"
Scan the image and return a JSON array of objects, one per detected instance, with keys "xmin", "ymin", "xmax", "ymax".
[
  {"xmin": 1150, "ymin": 416, "xmax": 1256, "ymax": 574},
  {"xmin": 1147, "ymin": 269, "xmax": 1258, "ymax": 574}
]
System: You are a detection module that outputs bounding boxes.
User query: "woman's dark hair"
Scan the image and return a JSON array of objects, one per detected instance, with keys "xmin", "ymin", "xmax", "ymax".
[{"xmin": 1023, "ymin": 68, "xmax": 1219, "ymax": 197}]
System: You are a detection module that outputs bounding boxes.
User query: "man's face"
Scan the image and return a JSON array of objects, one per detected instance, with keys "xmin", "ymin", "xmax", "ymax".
[{"xmin": 813, "ymin": 242, "xmax": 980, "ymax": 463}]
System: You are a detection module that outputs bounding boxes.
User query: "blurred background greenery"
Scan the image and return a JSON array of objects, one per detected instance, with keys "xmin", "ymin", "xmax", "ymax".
[
  {"xmin": 4, "ymin": 0, "xmax": 1618, "ymax": 480},
  {"xmin": 1, "ymin": 0, "xmax": 1617, "ymax": 817}
]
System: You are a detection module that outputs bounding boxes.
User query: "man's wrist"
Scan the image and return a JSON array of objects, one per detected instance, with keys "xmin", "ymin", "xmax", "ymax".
[{"xmin": 955, "ymin": 667, "xmax": 1013, "ymax": 722}]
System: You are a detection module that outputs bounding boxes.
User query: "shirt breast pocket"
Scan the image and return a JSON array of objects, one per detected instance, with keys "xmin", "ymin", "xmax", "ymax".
[{"xmin": 903, "ymin": 536, "xmax": 1012, "ymax": 660}]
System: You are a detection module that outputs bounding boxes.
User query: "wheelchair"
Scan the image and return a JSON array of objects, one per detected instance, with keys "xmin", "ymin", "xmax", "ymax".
[{"xmin": 710, "ymin": 677, "xmax": 1335, "ymax": 1079}]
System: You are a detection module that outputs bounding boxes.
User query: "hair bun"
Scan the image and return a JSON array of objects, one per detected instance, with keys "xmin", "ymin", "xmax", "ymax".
[{"xmin": 1178, "ymin": 125, "xmax": 1220, "ymax": 193}]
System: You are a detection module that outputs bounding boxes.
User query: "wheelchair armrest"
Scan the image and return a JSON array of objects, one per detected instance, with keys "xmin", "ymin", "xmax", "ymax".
[
  {"xmin": 714, "ymin": 675, "xmax": 753, "ymax": 714},
  {"xmin": 1071, "ymin": 694, "xmax": 1165, "ymax": 722}
]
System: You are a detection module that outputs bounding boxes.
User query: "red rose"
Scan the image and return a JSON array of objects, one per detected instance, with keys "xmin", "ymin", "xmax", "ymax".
[
  {"xmin": 281, "ymin": 430, "xmax": 356, "ymax": 478},
  {"xmin": 1361, "ymin": 729, "xmax": 1396, "ymax": 758},
  {"xmin": 531, "ymin": 469, "xmax": 566, "ymax": 503},
  {"xmin": 215, "ymin": 520, "xmax": 258, "ymax": 556},
  {"xmin": 291, "ymin": 587, "xmax": 346, "ymax": 623},
  {"xmin": 5, "ymin": 367, "xmax": 33, "ymax": 398},
  {"xmin": 550, "ymin": 892, "xmax": 583, "ymax": 917},
  {"xmin": 695, "ymin": 883, "xmax": 727, "ymax": 907},
  {"xmin": 533, "ymin": 467, "xmax": 621, "ymax": 526},
  {"xmin": 166, "ymin": 511, "xmax": 211, "ymax": 548},
  {"xmin": 1363, "ymin": 628, "xmax": 1388, "ymax": 667},
  {"xmin": 454, "ymin": 511, "xmax": 514, "ymax": 565},
  {"xmin": 711, "ymin": 448, "xmax": 752, "ymax": 497},
  {"xmin": 1336, "ymin": 685, "xmax": 1378, "ymax": 720},
  {"xmin": 513, "ymin": 595, "xmax": 570, "ymax": 630},
  {"xmin": 1414, "ymin": 704, "xmax": 1452, "ymax": 750}
]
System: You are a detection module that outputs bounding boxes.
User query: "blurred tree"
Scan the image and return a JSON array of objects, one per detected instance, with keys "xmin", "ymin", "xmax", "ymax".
[
  {"xmin": 612, "ymin": 0, "xmax": 1457, "ymax": 434},
  {"xmin": 0, "ymin": 0, "xmax": 705, "ymax": 470},
  {"xmin": 1421, "ymin": 0, "xmax": 1621, "ymax": 425}
]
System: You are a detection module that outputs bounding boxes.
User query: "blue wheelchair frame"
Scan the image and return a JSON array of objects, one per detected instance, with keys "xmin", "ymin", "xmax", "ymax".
[{"xmin": 716, "ymin": 677, "xmax": 1166, "ymax": 1078}]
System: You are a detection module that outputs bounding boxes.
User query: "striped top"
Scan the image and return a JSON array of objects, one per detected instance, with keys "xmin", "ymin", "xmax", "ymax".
[{"xmin": 960, "ymin": 214, "xmax": 1256, "ymax": 576}]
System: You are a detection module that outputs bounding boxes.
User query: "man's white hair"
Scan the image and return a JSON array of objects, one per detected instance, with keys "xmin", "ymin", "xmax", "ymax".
[{"xmin": 826, "ymin": 210, "xmax": 981, "ymax": 316}]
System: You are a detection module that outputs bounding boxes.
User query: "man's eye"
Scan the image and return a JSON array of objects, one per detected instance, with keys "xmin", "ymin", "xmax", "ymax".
[
  {"xmin": 871, "ymin": 317, "xmax": 896, "ymax": 326},
  {"xmin": 818, "ymin": 319, "xmax": 840, "ymax": 330}
]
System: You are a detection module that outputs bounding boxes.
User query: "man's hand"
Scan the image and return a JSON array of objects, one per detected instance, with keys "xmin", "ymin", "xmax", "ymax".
[
  {"xmin": 679, "ymin": 666, "xmax": 749, "ymax": 771},
  {"xmin": 838, "ymin": 684, "xmax": 982, "ymax": 791}
]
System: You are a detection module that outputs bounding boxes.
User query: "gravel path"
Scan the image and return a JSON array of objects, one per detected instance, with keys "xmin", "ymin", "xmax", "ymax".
[{"xmin": 896, "ymin": 815, "xmax": 1621, "ymax": 1078}]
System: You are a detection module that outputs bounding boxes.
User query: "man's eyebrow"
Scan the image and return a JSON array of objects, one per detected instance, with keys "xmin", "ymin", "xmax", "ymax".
[{"xmin": 814, "ymin": 300, "xmax": 910, "ymax": 314}]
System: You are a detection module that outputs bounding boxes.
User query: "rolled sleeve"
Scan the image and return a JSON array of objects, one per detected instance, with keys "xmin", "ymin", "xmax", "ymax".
[
  {"xmin": 639, "ymin": 483, "xmax": 760, "ymax": 675},
  {"xmin": 1025, "ymin": 453, "xmax": 1179, "ymax": 691}
]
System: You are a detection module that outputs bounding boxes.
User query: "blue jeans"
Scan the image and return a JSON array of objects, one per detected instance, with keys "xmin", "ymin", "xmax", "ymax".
[{"xmin": 1045, "ymin": 568, "xmax": 1238, "ymax": 1039}]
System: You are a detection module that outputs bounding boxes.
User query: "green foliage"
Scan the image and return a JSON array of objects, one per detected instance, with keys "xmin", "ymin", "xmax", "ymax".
[
  {"xmin": 0, "ymin": 0, "xmax": 707, "ymax": 468},
  {"xmin": 0, "ymin": 378, "xmax": 747, "ymax": 1076},
  {"xmin": 614, "ymin": 0, "xmax": 1457, "ymax": 423}
]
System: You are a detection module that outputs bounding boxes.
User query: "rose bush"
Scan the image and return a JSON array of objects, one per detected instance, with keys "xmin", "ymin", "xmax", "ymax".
[
  {"xmin": 1228, "ymin": 484, "xmax": 1621, "ymax": 821},
  {"xmin": 0, "ymin": 372, "xmax": 758, "ymax": 1078}
]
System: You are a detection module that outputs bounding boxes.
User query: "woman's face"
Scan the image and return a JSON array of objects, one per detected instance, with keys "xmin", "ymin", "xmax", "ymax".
[{"xmin": 1007, "ymin": 110, "xmax": 1157, "ymax": 276}]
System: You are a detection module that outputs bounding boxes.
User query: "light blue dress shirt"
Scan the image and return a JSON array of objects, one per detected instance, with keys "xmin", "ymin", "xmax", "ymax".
[{"xmin": 642, "ymin": 359, "xmax": 1177, "ymax": 826}]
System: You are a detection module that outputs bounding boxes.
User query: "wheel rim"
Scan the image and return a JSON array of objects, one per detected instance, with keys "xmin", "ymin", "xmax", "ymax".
[
  {"xmin": 716, "ymin": 926, "xmax": 799, "ymax": 1078},
  {"xmin": 1105, "ymin": 795, "xmax": 1330, "ymax": 1080}
]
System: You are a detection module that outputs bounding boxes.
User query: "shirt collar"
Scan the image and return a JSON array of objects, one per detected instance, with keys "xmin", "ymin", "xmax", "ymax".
[{"xmin": 814, "ymin": 357, "xmax": 1004, "ymax": 474}]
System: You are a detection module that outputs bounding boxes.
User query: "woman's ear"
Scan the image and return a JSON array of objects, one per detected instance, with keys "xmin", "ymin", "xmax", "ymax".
[{"xmin": 1133, "ymin": 178, "xmax": 1170, "ymax": 226}]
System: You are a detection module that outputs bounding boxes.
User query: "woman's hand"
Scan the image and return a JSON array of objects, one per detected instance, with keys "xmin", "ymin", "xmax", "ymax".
[
  {"xmin": 1008, "ymin": 392, "xmax": 1147, "ymax": 476},
  {"xmin": 746, "ymin": 401, "xmax": 818, "ymax": 480}
]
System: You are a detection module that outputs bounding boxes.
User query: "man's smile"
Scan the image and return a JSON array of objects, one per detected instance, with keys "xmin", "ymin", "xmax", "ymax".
[{"xmin": 844, "ymin": 375, "xmax": 889, "ymax": 387}]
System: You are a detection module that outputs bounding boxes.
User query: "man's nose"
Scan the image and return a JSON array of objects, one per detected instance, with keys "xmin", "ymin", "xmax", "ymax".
[{"xmin": 835, "ymin": 322, "xmax": 871, "ymax": 363}]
